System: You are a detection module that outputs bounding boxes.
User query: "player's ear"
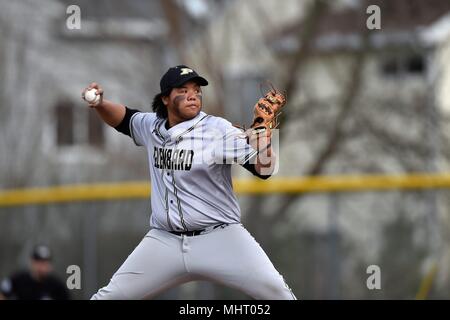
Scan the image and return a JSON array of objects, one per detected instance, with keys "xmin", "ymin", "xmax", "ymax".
[{"xmin": 162, "ymin": 95, "xmax": 169, "ymax": 106}]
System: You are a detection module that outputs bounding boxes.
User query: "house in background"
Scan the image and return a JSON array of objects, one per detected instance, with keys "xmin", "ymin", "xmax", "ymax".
[{"xmin": 0, "ymin": 0, "xmax": 171, "ymax": 189}]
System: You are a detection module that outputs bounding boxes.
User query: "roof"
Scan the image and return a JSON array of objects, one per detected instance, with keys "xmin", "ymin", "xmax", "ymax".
[
  {"xmin": 57, "ymin": 0, "xmax": 164, "ymax": 20},
  {"xmin": 56, "ymin": 0, "xmax": 167, "ymax": 41},
  {"xmin": 270, "ymin": 0, "xmax": 450, "ymax": 52}
]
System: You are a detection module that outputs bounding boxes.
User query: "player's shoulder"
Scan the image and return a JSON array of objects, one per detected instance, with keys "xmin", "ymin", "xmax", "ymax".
[
  {"xmin": 130, "ymin": 111, "xmax": 159, "ymax": 128},
  {"xmin": 2, "ymin": 270, "xmax": 32, "ymax": 290},
  {"xmin": 132, "ymin": 111, "xmax": 157, "ymax": 121},
  {"xmin": 8, "ymin": 270, "xmax": 30, "ymax": 281},
  {"xmin": 203, "ymin": 114, "xmax": 235, "ymax": 130}
]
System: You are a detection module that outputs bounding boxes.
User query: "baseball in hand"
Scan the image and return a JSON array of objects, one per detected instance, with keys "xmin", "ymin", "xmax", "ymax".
[{"xmin": 84, "ymin": 88, "xmax": 101, "ymax": 105}]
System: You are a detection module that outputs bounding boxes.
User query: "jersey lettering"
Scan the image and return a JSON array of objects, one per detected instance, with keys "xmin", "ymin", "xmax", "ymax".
[{"xmin": 154, "ymin": 147, "xmax": 194, "ymax": 171}]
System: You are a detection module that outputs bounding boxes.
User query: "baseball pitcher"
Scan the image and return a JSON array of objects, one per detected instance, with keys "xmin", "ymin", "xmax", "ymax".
[{"xmin": 82, "ymin": 65, "xmax": 296, "ymax": 300}]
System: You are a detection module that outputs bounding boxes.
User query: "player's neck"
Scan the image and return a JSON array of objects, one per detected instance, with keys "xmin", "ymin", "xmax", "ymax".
[
  {"xmin": 166, "ymin": 117, "xmax": 179, "ymax": 129},
  {"xmin": 166, "ymin": 113, "xmax": 197, "ymax": 129}
]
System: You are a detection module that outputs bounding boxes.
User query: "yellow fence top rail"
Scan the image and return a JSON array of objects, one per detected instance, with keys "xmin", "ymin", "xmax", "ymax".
[{"xmin": 2, "ymin": 173, "xmax": 450, "ymax": 207}]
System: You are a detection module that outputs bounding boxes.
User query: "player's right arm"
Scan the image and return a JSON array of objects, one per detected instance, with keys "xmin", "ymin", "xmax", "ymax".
[
  {"xmin": 82, "ymin": 82, "xmax": 126, "ymax": 127},
  {"xmin": 82, "ymin": 82, "xmax": 156, "ymax": 146}
]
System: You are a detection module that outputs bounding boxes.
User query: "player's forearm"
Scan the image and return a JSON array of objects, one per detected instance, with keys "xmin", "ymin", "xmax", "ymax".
[
  {"xmin": 254, "ymin": 148, "xmax": 276, "ymax": 176},
  {"xmin": 93, "ymin": 99, "xmax": 126, "ymax": 127}
]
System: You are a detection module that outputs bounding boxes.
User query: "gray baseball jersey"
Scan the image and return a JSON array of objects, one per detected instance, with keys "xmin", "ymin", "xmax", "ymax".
[
  {"xmin": 129, "ymin": 111, "xmax": 258, "ymax": 232},
  {"xmin": 92, "ymin": 108, "xmax": 296, "ymax": 300}
]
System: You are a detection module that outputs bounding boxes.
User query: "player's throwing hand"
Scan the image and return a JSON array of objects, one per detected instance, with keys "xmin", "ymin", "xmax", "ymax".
[{"xmin": 82, "ymin": 82, "xmax": 104, "ymax": 108}]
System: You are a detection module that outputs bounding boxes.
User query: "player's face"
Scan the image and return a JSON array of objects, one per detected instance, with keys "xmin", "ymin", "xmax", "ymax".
[
  {"xmin": 164, "ymin": 81, "xmax": 202, "ymax": 125},
  {"xmin": 31, "ymin": 260, "xmax": 52, "ymax": 280}
]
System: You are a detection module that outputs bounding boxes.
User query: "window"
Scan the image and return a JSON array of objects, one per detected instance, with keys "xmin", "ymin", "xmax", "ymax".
[
  {"xmin": 56, "ymin": 101, "xmax": 75, "ymax": 146},
  {"xmin": 88, "ymin": 109, "xmax": 105, "ymax": 147},
  {"xmin": 55, "ymin": 101, "xmax": 104, "ymax": 148},
  {"xmin": 407, "ymin": 54, "xmax": 425, "ymax": 74},
  {"xmin": 381, "ymin": 58, "xmax": 399, "ymax": 76},
  {"xmin": 381, "ymin": 53, "xmax": 426, "ymax": 77}
]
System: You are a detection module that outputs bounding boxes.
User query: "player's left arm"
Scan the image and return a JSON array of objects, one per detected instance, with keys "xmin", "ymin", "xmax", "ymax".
[
  {"xmin": 242, "ymin": 129, "xmax": 276, "ymax": 179},
  {"xmin": 239, "ymin": 82, "xmax": 286, "ymax": 179},
  {"xmin": 214, "ymin": 118, "xmax": 275, "ymax": 179}
]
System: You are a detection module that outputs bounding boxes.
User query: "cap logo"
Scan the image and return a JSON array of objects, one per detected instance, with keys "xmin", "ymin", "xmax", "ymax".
[
  {"xmin": 37, "ymin": 246, "xmax": 51, "ymax": 259},
  {"xmin": 180, "ymin": 68, "xmax": 194, "ymax": 75}
]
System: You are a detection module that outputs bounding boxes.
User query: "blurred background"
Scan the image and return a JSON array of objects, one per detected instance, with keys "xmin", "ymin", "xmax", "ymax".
[{"xmin": 1, "ymin": 0, "xmax": 450, "ymax": 300}]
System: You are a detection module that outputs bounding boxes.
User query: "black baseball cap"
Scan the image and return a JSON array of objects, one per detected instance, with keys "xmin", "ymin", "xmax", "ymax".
[
  {"xmin": 159, "ymin": 65, "xmax": 208, "ymax": 95},
  {"xmin": 31, "ymin": 245, "xmax": 52, "ymax": 261}
]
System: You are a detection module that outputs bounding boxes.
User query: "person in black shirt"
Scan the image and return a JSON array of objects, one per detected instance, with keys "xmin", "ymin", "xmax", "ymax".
[{"xmin": 0, "ymin": 245, "xmax": 70, "ymax": 300}]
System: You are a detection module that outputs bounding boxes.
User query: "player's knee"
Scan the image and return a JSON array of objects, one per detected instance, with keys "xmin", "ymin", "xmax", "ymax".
[
  {"xmin": 258, "ymin": 275, "xmax": 296, "ymax": 300},
  {"xmin": 90, "ymin": 281, "xmax": 128, "ymax": 300}
]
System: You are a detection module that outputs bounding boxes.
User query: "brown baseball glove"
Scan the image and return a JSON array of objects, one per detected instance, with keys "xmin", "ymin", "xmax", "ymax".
[
  {"xmin": 233, "ymin": 81, "xmax": 286, "ymax": 139},
  {"xmin": 231, "ymin": 83, "xmax": 286, "ymax": 156},
  {"xmin": 250, "ymin": 83, "xmax": 286, "ymax": 134}
]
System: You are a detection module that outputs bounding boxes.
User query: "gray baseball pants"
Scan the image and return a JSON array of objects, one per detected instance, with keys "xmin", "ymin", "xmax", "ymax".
[{"xmin": 91, "ymin": 223, "xmax": 296, "ymax": 300}]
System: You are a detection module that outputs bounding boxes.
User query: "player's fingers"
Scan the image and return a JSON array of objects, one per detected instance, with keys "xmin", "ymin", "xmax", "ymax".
[
  {"xmin": 96, "ymin": 88, "xmax": 104, "ymax": 95},
  {"xmin": 88, "ymin": 101, "xmax": 100, "ymax": 108},
  {"xmin": 258, "ymin": 100, "xmax": 274, "ymax": 115},
  {"xmin": 81, "ymin": 87, "xmax": 90, "ymax": 99},
  {"xmin": 89, "ymin": 82, "xmax": 100, "ymax": 89}
]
